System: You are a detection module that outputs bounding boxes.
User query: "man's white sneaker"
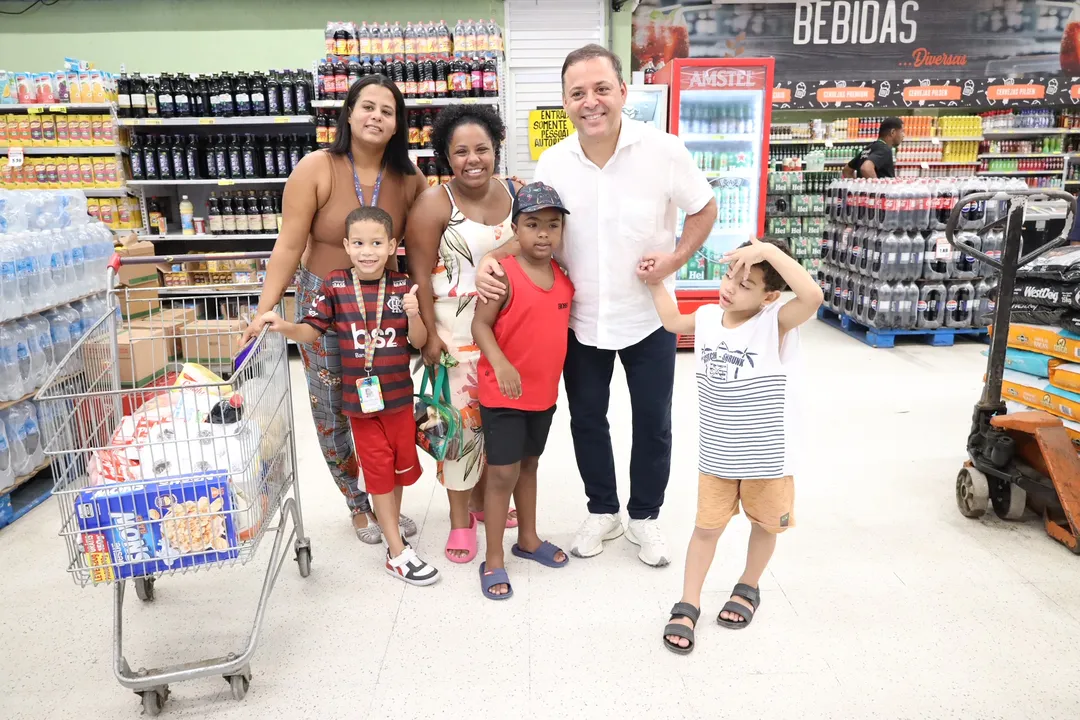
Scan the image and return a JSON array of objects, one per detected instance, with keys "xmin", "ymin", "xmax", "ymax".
[
  {"xmin": 625, "ymin": 519, "xmax": 670, "ymax": 567},
  {"xmin": 570, "ymin": 513, "xmax": 624, "ymax": 558}
]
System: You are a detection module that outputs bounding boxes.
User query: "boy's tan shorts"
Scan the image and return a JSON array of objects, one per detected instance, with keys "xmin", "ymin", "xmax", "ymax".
[{"xmin": 696, "ymin": 473, "xmax": 795, "ymax": 533}]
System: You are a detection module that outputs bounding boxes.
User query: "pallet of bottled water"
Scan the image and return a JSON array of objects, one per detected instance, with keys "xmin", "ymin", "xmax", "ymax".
[
  {"xmin": 813, "ymin": 176, "xmax": 1017, "ymax": 346},
  {"xmin": 0, "ymin": 188, "xmax": 116, "ymax": 514}
]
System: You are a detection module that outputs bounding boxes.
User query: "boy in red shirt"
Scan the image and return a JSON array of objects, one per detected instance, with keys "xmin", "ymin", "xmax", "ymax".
[
  {"xmin": 472, "ymin": 183, "xmax": 574, "ymax": 600},
  {"xmin": 251, "ymin": 206, "xmax": 439, "ymax": 586}
]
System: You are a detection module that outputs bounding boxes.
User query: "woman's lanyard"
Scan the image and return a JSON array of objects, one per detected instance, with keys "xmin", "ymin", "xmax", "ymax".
[
  {"xmin": 348, "ymin": 151, "xmax": 383, "ymax": 207},
  {"xmin": 351, "ymin": 268, "xmax": 386, "ymax": 376}
]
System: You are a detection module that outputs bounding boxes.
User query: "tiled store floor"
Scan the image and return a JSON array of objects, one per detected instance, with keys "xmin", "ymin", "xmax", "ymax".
[{"xmin": 3, "ymin": 318, "xmax": 1080, "ymax": 719}]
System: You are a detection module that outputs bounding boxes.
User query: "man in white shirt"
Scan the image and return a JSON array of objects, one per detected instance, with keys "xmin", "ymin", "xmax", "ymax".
[{"xmin": 476, "ymin": 44, "xmax": 716, "ymax": 567}]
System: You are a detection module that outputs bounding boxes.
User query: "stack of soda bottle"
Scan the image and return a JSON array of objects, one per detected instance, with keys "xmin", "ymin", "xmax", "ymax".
[
  {"xmin": 318, "ymin": 18, "xmax": 503, "ymax": 102},
  {"xmin": 817, "ymin": 176, "xmax": 1028, "ymax": 332}
]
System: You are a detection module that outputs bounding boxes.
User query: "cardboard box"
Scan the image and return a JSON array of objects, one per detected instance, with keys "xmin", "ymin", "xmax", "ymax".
[
  {"xmin": 74, "ymin": 472, "xmax": 239, "ymax": 584},
  {"xmin": 180, "ymin": 319, "xmax": 246, "ymax": 364},
  {"xmin": 111, "ymin": 328, "xmax": 171, "ymax": 387},
  {"xmin": 282, "ymin": 295, "xmax": 297, "ymax": 322},
  {"xmin": 116, "ymin": 277, "xmax": 162, "ymax": 321},
  {"xmin": 114, "ymin": 238, "xmax": 157, "ymax": 286},
  {"xmin": 127, "ymin": 307, "xmax": 198, "ymax": 360}
]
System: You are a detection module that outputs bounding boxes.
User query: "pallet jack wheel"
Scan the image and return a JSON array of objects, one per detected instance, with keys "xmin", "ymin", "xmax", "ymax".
[
  {"xmin": 992, "ymin": 482, "xmax": 1027, "ymax": 521},
  {"xmin": 956, "ymin": 467, "xmax": 990, "ymax": 519}
]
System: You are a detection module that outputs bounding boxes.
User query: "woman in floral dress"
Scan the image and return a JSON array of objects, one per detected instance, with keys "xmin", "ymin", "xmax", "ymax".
[{"xmin": 407, "ymin": 105, "xmax": 521, "ymax": 562}]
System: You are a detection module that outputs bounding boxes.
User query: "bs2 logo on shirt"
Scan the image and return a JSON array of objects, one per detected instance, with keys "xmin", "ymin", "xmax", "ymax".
[{"xmin": 350, "ymin": 325, "xmax": 398, "ymax": 357}]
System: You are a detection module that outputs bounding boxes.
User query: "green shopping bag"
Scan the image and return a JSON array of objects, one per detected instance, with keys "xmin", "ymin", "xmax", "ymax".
[{"xmin": 414, "ymin": 363, "xmax": 464, "ymax": 462}]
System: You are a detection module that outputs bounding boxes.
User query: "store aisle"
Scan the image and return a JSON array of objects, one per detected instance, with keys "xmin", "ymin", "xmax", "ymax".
[{"xmin": 3, "ymin": 319, "xmax": 1080, "ymax": 720}]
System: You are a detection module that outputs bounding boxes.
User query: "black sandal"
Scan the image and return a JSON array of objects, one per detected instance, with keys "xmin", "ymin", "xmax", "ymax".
[
  {"xmin": 717, "ymin": 583, "xmax": 760, "ymax": 629},
  {"xmin": 663, "ymin": 602, "xmax": 700, "ymax": 655}
]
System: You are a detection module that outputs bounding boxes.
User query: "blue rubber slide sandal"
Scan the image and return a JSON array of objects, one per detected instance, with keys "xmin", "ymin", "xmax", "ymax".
[
  {"xmin": 479, "ymin": 562, "xmax": 514, "ymax": 600},
  {"xmin": 511, "ymin": 541, "xmax": 569, "ymax": 568}
]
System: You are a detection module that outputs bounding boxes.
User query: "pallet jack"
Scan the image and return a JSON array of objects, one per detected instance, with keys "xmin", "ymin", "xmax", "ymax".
[{"xmin": 947, "ymin": 188, "xmax": 1080, "ymax": 553}]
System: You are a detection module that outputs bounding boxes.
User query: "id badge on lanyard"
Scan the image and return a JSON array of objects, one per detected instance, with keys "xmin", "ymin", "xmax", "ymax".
[
  {"xmin": 353, "ymin": 269, "xmax": 387, "ymax": 413},
  {"xmin": 348, "ymin": 151, "xmax": 383, "ymax": 208}
]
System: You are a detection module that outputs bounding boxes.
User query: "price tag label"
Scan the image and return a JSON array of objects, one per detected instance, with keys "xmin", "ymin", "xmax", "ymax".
[
  {"xmin": 8, "ymin": 147, "xmax": 24, "ymax": 167},
  {"xmin": 462, "ymin": 98, "xmax": 477, "ymax": 104},
  {"xmin": 413, "ymin": 99, "xmax": 432, "ymax": 105},
  {"xmin": 218, "ymin": 179, "xmax": 235, "ymax": 186},
  {"xmin": 198, "ymin": 118, "xmax": 215, "ymax": 125},
  {"xmin": 921, "ymin": 162, "xmax": 930, "ymax": 170},
  {"xmin": 931, "ymin": 137, "xmax": 941, "ymax": 146},
  {"xmin": 48, "ymin": 105, "xmax": 67, "ymax": 113},
  {"xmin": 274, "ymin": 116, "xmax": 290, "ymax": 123},
  {"xmin": 935, "ymin": 235, "xmax": 952, "ymax": 260},
  {"xmin": 146, "ymin": 119, "xmax": 163, "ymax": 126},
  {"xmin": 825, "ymin": 139, "xmax": 834, "ymax": 148},
  {"xmin": 27, "ymin": 106, "xmax": 44, "ymax": 115}
]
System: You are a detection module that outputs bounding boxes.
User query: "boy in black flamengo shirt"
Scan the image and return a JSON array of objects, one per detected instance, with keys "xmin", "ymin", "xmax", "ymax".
[{"xmin": 251, "ymin": 206, "xmax": 440, "ymax": 586}]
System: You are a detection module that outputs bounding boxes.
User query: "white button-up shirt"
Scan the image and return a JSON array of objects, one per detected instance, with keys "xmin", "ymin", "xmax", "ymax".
[{"xmin": 534, "ymin": 118, "xmax": 713, "ymax": 350}]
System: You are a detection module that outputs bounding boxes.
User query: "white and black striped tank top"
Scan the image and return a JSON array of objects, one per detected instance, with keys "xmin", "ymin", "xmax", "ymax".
[{"xmin": 694, "ymin": 301, "xmax": 800, "ymax": 480}]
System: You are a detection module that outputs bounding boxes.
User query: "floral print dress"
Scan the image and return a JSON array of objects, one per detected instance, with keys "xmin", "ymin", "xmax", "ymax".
[{"xmin": 430, "ymin": 180, "xmax": 515, "ymax": 491}]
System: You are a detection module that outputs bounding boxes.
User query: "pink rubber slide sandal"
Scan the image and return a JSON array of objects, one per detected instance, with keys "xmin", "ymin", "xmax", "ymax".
[
  {"xmin": 470, "ymin": 508, "xmax": 519, "ymax": 529},
  {"xmin": 445, "ymin": 513, "xmax": 478, "ymax": 564}
]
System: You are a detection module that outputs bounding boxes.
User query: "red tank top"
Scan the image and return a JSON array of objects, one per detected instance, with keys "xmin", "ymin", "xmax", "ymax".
[{"xmin": 478, "ymin": 257, "xmax": 574, "ymax": 411}]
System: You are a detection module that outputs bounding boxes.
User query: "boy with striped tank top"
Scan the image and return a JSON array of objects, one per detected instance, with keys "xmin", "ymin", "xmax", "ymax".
[
  {"xmin": 471, "ymin": 183, "xmax": 574, "ymax": 600},
  {"xmin": 641, "ymin": 237, "xmax": 823, "ymax": 653},
  {"xmin": 251, "ymin": 206, "xmax": 440, "ymax": 587}
]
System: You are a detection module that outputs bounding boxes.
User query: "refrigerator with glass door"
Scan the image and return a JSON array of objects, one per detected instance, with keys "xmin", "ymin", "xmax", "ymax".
[{"xmin": 669, "ymin": 57, "xmax": 775, "ymax": 348}]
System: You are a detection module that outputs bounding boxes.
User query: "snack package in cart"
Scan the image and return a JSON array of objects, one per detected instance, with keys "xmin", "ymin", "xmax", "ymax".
[{"xmin": 75, "ymin": 471, "xmax": 239, "ymax": 583}]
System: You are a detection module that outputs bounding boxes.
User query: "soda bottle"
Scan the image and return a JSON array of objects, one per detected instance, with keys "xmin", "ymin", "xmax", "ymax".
[
  {"xmin": 917, "ymin": 281, "xmax": 946, "ymax": 329},
  {"xmin": 390, "ymin": 21, "xmax": 405, "ymax": 60},
  {"xmin": 332, "ymin": 57, "xmax": 347, "ymax": 100},
  {"xmin": 848, "ymin": 226, "xmax": 863, "ymax": 273},
  {"xmin": 972, "ymin": 278, "xmax": 996, "ymax": 327},
  {"xmin": 489, "ymin": 18, "xmax": 503, "ymax": 54},
  {"xmin": 950, "ymin": 231, "xmax": 980, "ymax": 280},
  {"xmin": 909, "ymin": 230, "xmax": 926, "ymax": 282},
  {"xmin": 945, "ymin": 280, "xmax": 975, "ymax": 328},
  {"xmin": 922, "ymin": 231, "xmax": 949, "ymax": 280},
  {"xmin": 867, "ymin": 280, "xmax": 895, "ymax": 329},
  {"xmin": 318, "ymin": 58, "xmax": 333, "ymax": 100},
  {"xmin": 405, "ymin": 58, "xmax": 419, "ymax": 98},
  {"xmin": 854, "ymin": 274, "xmax": 870, "ymax": 324},
  {"xmin": 894, "ymin": 230, "xmax": 912, "ymax": 281},
  {"xmin": 438, "ymin": 19, "xmax": 452, "ymax": 56},
  {"xmin": 842, "ymin": 271, "xmax": 858, "ymax": 317},
  {"xmin": 470, "ymin": 57, "xmax": 483, "ymax": 98},
  {"xmin": 405, "ymin": 21, "xmax": 417, "ymax": 59}
]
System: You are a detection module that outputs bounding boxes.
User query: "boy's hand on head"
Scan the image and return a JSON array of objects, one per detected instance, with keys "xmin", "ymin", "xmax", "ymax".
[
  {"xmin": 494, "ymin": 361, "xmax": 522, "ymax": 400},
  {"xmin": 403, "ymin": 285, "xmax": 420, "ymax": 317},
  {"xmin": 636, "ymin": 252, "xmax": 676, "ymax": 284},
  {"xmin": 723, "ymin": 236, "xmax": 772, "ymax": 282}
]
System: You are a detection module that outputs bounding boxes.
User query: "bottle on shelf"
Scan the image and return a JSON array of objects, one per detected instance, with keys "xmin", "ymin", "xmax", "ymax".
[
  {"xmin": 179, "ymin": 195, "xmax": 195, "ymax": 236},
  {"xmin": 117, "ymin": 69, "xmax": 132, "ymax": 118}
]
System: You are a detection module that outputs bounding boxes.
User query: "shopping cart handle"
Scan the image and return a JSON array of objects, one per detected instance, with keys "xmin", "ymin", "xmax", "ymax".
[
  {"xmin": 108, "ymin": 252, "xmax": 123, "ymax": 273},
  {"xmin": 111, "ymin": 251, "xmax": 274, "ymax": 266}
]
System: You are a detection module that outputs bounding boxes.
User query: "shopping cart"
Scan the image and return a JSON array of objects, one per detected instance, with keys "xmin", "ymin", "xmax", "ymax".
[{"xmin": 35, "ymin": 252, "xmax": 311, "ymax": 716}]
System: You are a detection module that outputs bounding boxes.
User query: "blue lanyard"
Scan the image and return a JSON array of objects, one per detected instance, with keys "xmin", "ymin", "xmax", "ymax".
[{"xmin": 348, "ymin": 152, "xmax": 383, "ymax": 207}]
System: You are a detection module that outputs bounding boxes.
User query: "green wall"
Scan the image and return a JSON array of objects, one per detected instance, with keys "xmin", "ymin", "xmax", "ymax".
[
  {"xmin": 0, "ymin": 0, "xmax": 504, "ymax": 74},
  {"xmin": 611, "ymin": 7, "xmax": 633, "ymax": 81}
]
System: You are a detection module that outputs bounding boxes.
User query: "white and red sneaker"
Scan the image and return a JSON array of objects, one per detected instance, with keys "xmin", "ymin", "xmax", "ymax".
[{"xmin": 385, "ymin": 547, "xmax": 440, "ymax": 586}]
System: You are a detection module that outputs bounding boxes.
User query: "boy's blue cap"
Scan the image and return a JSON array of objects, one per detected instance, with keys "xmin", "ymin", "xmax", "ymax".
[{"xmin": 513, "ymin": 182, "xmax": 570, "ymax": 220}]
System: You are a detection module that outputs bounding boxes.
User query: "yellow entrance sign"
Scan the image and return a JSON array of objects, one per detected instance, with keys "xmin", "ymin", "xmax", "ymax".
[{"xmin": 528, "ymin": 108, "xmax": 574, "ymax": 160}]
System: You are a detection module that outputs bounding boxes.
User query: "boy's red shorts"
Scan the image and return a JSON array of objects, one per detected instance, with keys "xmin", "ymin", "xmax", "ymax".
[{"xmin": 348, "ymin": 407, "xmax": 422, "ymax": 496}]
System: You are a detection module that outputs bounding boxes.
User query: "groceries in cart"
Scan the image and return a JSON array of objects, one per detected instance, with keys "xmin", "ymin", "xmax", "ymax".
[
  {"xmin": 74, "ymin": 471, "xmax": 240, "ymax": 582},
  {"xmin": 76, "ymin": 361, "xmax": 273, "ymax": 576}
]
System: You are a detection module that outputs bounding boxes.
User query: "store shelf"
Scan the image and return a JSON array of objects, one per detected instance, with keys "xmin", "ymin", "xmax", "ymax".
[
  {"xmin": 2, "ymin": 103, "xmax": 113, "ymax": 113},
  {"xmin": 824, "ymin": 160, "xmax": 981, "ymax": 167},
  {"xmin": 977, "ymin": 153, "xmax": 1066, "ymax": 159},
  {"xmin": 770, "ymin": 136, "xmax": 984, "ymax": 144},
  {"xmin": 976, "ymin": 170, "xmax": 1063, "ymax": 176},
  {"xmin": 127, "ymin": 178, "xmax": 287, "ymax": 187},
  {"xmin": 81, "ymin": 187, "xmax": 128, "ymax": 197},
  {"xmin": 150, "ymin": 233, "xmax": 277, "ymax": 241},
  {"xmin": 0, "ymin": 146, "xmax": 122, "ymax": 156},
  {"xmin": 0, "ymin": 460, "xmax": 51, "ymax": 498},
  {"xmin": 704, "ymin": 168, "xmax": 757, "ymax": 179},
  {"xmin": 682, "ymin": 133, "xmax": 758, "ymax": 143},
  {"xmin": 982, "ymin": 128, "xmax": 1073, "ymax": 137},
  {"xmin": 118, "ymin": 115, "xmax": 314, "ymax": 127},
  {"xmin": 311, "ymin": 97, "xmax": 500, "ymax": 109}
]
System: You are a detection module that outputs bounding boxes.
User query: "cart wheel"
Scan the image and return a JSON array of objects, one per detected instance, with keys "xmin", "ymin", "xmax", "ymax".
[
  {"xmin": 229, "ymin": 674, "xmax": 250, "ymax": 701},
  {"xmin": 956, "ymin": 467, "xmax": 990, "ymax": 519},
  {"xmin": 140, "ymin": 688, "xmax": 167, "ymax": 716},
  {"xmin": 993, "ymin": 482, "xmax": 1027, "ymax": 521},
  {"xmin": 135, "ymin": 577, "xmax": 155, "ymax": 603},
  {"xmin": 296, "ymin": 546, "xmax": 311, "ymax": 578}
]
